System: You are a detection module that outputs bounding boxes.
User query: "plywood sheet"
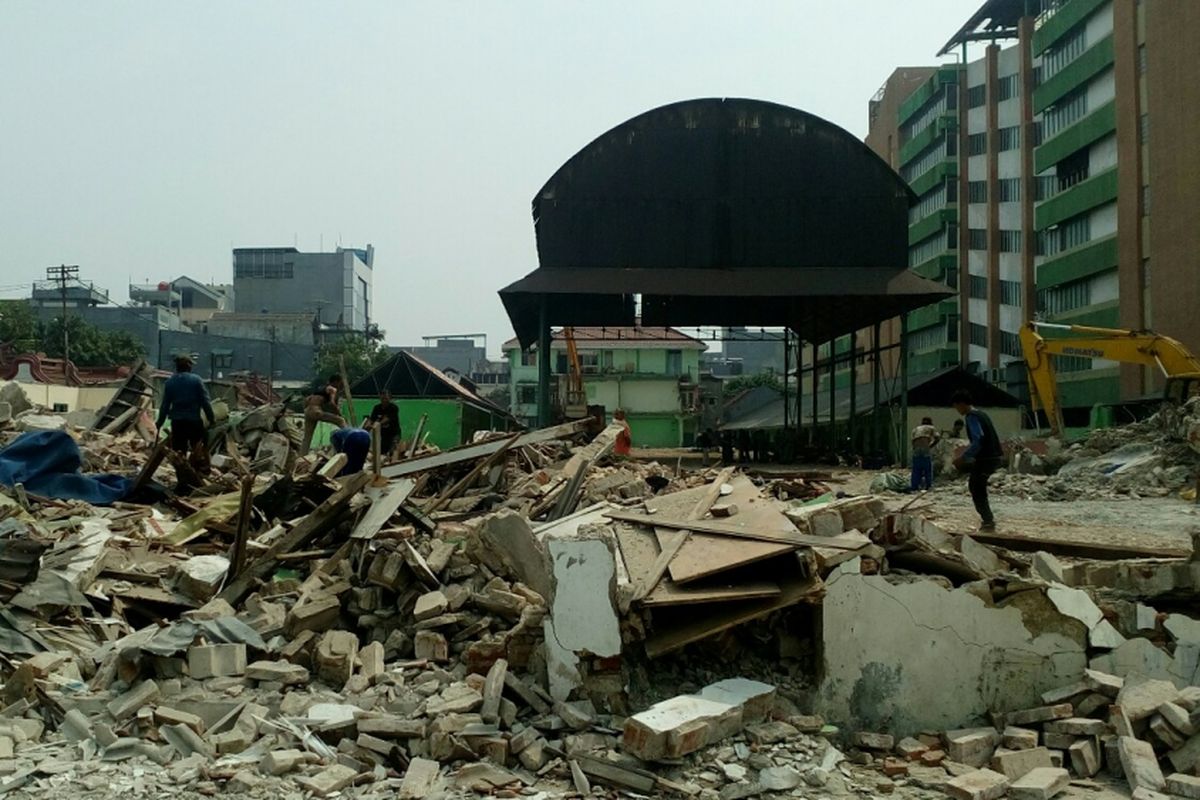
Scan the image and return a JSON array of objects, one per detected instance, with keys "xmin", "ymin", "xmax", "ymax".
[{"xmin": 645, "ymin": 476, "xmax": 800, "ymax": 584}]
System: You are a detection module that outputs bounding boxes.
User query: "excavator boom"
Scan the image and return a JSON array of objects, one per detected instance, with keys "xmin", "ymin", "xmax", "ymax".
[{"xmin": 1021, "ymin": 321, "xmax": 1200, "ymax": 437}]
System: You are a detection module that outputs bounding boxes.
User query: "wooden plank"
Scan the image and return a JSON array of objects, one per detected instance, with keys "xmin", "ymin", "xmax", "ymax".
[
  {"xmin": 632, "ymin": 466, "xmax": 736, "ymax": 601},
  {"xmin": 643, "ymin": 579, "xmax": 781, "ymax": 607},
  {"xmin": 381, "ymin": 420, "xmax": 587, "ymax": 479},
  {"xmin": 229, "ymin": 475, "xmax": 255, "ymax": 578},
  {"xmin": 218, "ymin": 471, "xmax": 370, "ymax": 604},
  {"xmin": 352, "ymin": 479, "xmax": 417, "ymax": 540},
  {"xmin": 425, "ymin": 432, "xmax": 521, "ymax": 513},
  {"xmin": 644, "ymin": 573, "xmax": 822, "ymax": 658},
  {"xmin": 405, "ymin": 414, "xmax": 427, "ymax": 458},
  {"xmin": 130, "ymin": 439, "xmax": 169, "ymax": 494},
  {"xmin": 338, "ymin": 356, "xmax": 357, "ymax": 426},
  {"xmin": 969, "ymin": 528, "xmax": 1191, "ymax": 560},
  {"xmin": 608, "ymin": 511, "xmax": 809, "ymax": 545},
  {"xmin": 613, "ymin": 522, "xmax": 661, "ymax": 590}
]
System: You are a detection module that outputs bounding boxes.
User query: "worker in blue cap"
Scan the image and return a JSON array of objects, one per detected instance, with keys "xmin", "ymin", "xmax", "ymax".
[{"xmin": 329, "ymin": 427, "xmax": 372, "ymax": 476}]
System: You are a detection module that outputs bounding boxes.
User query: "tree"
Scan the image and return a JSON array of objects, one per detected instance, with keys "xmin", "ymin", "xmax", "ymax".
[
  {"xmin": 722, "ymin": 371, "xmax": 783, "ymax": 395},
  {"xmin": 41, "ymin": 316, "xmax": 145, "ymax": 367},
  {"xmin": 0, "ymin": 301, "xmax": 40, "ymax": 353},
  {"xmin": 313, "ymin": 335, "xmax": 390, "ymax": 388}
]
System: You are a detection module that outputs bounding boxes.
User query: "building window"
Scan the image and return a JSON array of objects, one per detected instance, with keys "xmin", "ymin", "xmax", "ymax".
[
  {"xmin": 1043, "ymin": 89, "xmax": 1088, "ymax": 139},
  {"xmin": 1000, "ymin": 230, "xmax": 1022, "ymax": 253},
  {"xmin": 1001, "ymin": 330, "xmax": 1023, "ymax": 358},
  {"xmin": 517, "ymin": 386, "xmax": 537, "ymax": 405},
  {"xmin": 1057, "ymin": 148, "xmax": 1090, "ymax": 190},
  {"xmin": 967, "ymin": 84, "xmax": 987, "ymax": 108},
  {"xmin": 666, "ymin": 349, "xmax": 683, "ymax": 375},
  {"xmin": 1036, "ymin": 175, "xmax": 1058, "ymax": 201},
  {"xmin": 969, "ymin": 323, "xmax": 989, "ymax": 347},
  {"xmin": 910, "ymin": 184, "xmax": 949, "ymax": 223},
  {"xmin": 901, "ymin": 139, "xmax": 953, "ymax": 184},
  {"xmin": 1042, "ymin": 25, "xmax": 1088, "ymax": 81},
  {"xmin": 1037, "ymin": 278, "xmax": 1091, "ymax": 315},
  {"xmin": 968, "ymin": 228, "xmax": 988, "ymax": 250},
  {"xmin": 998, "ymin": 178, "xmax": 1021, "ymax": 202},
  {"xmin": 520, "ymin": 350, "xmax": 537, "ymax": 366},
  {"xmin": 998, "ymin": 126, "xmax": 1020, "ymax": 151},
  {"xmin": 968, "ymin": 181, "xmax": 988, "ymax": 203},
  {"xmin": 969, "ymin": 274, "xmax": 988, "ymax": 299},
  {"xmin": 1000, "ymin": 279, "xmax": 1023, "ymax": 307},
  {"xmin": 968, "ymin": 132, "xmax": 988, "ymax": 156},
  {"xmin": 998, "ymin": 74, "xmax": 1019, "ymax": 101},
  {"xmin": 1054, "ymin": 355, "xmax": 1093, "ymax": 372}
]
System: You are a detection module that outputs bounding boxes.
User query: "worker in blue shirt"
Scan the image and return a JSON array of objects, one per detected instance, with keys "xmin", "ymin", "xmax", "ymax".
[
  {"xmin": 330, "ymin": 427, "xmax": 372, "ymax": 476},
  {"xmin": 156, "ymin": 355, "xmax": 215, "ymax": 484},
  {"xmin": 951, "ymin": 389, "xmax": 1004, "ymax": 532}
]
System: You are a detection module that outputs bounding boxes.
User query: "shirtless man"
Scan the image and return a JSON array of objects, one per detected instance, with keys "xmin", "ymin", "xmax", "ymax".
[{"xmin": 300, "ymin": 375, "xmax": 347, "ymax": 456}]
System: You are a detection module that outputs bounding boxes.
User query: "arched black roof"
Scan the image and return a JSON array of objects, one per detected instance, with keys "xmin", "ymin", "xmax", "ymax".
[
  {"xmin": 532, "ymin": 97, "xmax": 916, "ymax": 271},
  {"xmin": 500, "ymin": 97, "xmax": 950, "ymax": 348}
]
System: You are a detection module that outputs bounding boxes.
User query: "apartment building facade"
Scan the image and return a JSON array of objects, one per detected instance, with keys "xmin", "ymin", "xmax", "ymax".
[{"xmin": 866, "ymin": 0, "xmax": 1200, "ymax": 420}]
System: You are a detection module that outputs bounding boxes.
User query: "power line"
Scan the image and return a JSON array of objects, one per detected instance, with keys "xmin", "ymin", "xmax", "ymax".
[{"xmin": 45, "ymin": 265, "xmax": 79, "ymax": 363}]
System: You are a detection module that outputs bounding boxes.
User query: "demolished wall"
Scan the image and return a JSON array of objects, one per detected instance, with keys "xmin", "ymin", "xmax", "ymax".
[{"xmin": 816, "ymin": 559, "xmax": 1087, "ymax": 737}]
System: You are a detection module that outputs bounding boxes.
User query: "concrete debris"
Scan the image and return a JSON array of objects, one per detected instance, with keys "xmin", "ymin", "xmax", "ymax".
[{"xmin": 0, "ymin": 400, "xmax": 1199, "ymax": 800}]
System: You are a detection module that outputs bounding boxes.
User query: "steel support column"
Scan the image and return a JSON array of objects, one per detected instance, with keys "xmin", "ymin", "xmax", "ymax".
[
  {"xmin": 871, "ymin": 322, "xmax": 882, "ymax": 456},
  {"xmin": 537, "ymin": 295, "xmax": 551, "ymax": 427},
  {"xmin": 848, "ymin": 332, "xmax": 857, "ymax": 455},
  {"xmin": 899, "ymin": 314, "xmax": 910, "ymax": 466},
  {"xmin": 810, "ymin": 342, "xmax": 818, "ymax": 445}
]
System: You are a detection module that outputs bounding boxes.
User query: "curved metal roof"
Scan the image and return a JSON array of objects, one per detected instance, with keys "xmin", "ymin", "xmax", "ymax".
[
  {"xmin": 532, "ymin": 97, "xmax": 917, "ymax": 272},
  {"xmin": 501, "ymin": 97, "xmax": 952, "ymax": 348}
]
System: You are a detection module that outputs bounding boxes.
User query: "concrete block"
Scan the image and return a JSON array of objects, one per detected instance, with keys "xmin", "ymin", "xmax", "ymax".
[
  {"xmin": 759, "ymin": 766, "xmax": 802, "ymax": 791},
  {"xmin": 1090, "ymin": 620, "xmax": 1126, "ymax": 650},
  {"xmin": 315, "ymin": 630, "xmax": 358, "ymax": 685},
  {"xmin": 853, "ymin": 731, "xmax": 895, "ymax": 751},
  {"xmin": 1005, "ymin": 704, "xmax": 1074, "ymax": 727},
  {"xmin": 284, "ymin": 593, "xmax": 340, "ymax": 637},
  {"xmin": 1083, "ymin": 669, "xmax": 1123, "ymax": 697},
  {"xmin": 296, "ymin": 764, "xmax": 357, "ymax": 797},
  {"xmin": 1041, "ymin": 681, "xmax": 1089, "ymax": 705},
  {"xmin": 398, "ymin": 756, "xmax": 440, "ymax": 799},
  {"xmin": 1160, "ymin": 702, "xmax": 1197, "ymax": 736},
  {"xmin": 187, "ymin": 643, "xmax": 246, "ymax": 679},
  {"xmin": 479, "ymin": 658, "xmax": 507, "ymax": 725},
  {"xmin": 259, "ymin": 748, "xmax": 305, "ymax": 776},
  {"xmin": 1117, "ymin": 677, "xmax": 1180, "ymax": 721},
  {"xmin": 414, "ymin": 630, "xmax": 448, "ymax": 662},
  {"xmin": 1119, "ymin": 736, "xmax": 1166, "ymax": 793},
  {"xmin": 1048, "ymin": 749, "xmax": 1064, "ymax": 768},
  {"xmin": 1073, "ymin": 693, "xmax": 1109, "ymax": 717},
  {"xmin": 1067, "ymin": 738, "xmax": 1101, "ymax": 778},
  {"xmin": 1002, "ymin": 727, "xmax": 1039, "ymax": 751},
  {"xmin": 623, "ymin": 695, "xmax": 742, "ymax": 761},
  {"xmin": 946, "ymin": 768, "xmax": 1009, "ymax": 800},
  {"xmin": 1151, "ymin": 715, "xmax": 1187, "ymax": 750},
  {"xmin": 897, "ymin": 736, "xmax": 929, "ymax": 759},
  {"xmin": 106, "ymin": 680, "xmax": 160, "ymax": 721},
  {"xmin": 1031, "ymin": 552, "xmax": 1065, "ymax": 584},
  {"xmin": 153, "ymin": 706, "xmax": 205, "ymax": 734},
  {"xmin": 357, "ymin": 716, "xmax": 425, "ymax": 739},
  {"xmin": 358, "ymin": 641, "xmax": 385, "ymax": 680},
  {"xmin": 1042, "ymin": 732, "xmax": 1076, "ymax": 750},
  {"xmin": 1008, "ymin": 767, "xmax": 1070, "ymax": 800},
  {"xmin": 1167, "ymin": 773, "xmax": 1200, "ymax": 800},
  {"xmin": 245, "ymin": 660, "xmax": 309, "ymax": 685},
  {"xmin": 697, "ymin": 678, "xmax": 776, "ymax": 723},
  {"xmin": 1044, "ymin": 718, "xmax": 1108, "ymax": 736},
  {"xmin": 920, "ymin": 749, "xmax": 946, "ymax": 766},
  {"xmin": 469, "ymin": 510, "xmax": 553, "ymax": 601},
  {"xmin": 414, "ymin": 591, "xmax": 449, "ymax": 621},
  {"xmin": 945, "ymin": 728, "xmax": 1000, "ymax": 768},
  {"xmin": 175, "ymin": 555, "xmax": 230, "ymax": 603},
  {"xmin": 991, "ymin": 746, "xmax": 1052, "ymax": 780}
]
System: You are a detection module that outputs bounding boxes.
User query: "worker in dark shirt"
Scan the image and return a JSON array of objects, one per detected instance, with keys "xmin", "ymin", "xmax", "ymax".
[
  {"xmin": 366, "ymin": 390, "xmax": 402, "ymax": 457},
  {"xmin": 952, "ymin": 389, "xmax": 1004, "ymax": 532},
  {"xmin": 156, "ymin": 355, "xmax": 215, "ymax": 483},
  {"xmin": 330, "ymin": 427, "xmax": 372, "ymax": 475}
]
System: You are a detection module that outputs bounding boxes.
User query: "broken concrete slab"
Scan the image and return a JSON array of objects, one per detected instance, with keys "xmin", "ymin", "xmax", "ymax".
[
  {"xmin": 1008, "ymin": 767, "xmax": 1070, "ymax": 800},
  {"xmin": 1090, "ymin": 620, "xmax": 1126, "ymax": 650},
  {"xmin": 945, "ymin": 728, "xmax": 1001, "ymax": 768},
  {"xmin": 990, "ymin": 746, "xmax": 1052, "ymax": 780},
  {"xmin": 398, "ymin": 757, "xmax": 441, "ymax": 799},
  {"xmin": 1117, "ymin": 675, "xmax": 1181, "ymax": 721},
  {"xmin": 546, "ymin": 537, "xmax": 620, "ymax": 658},
  {"xmin": 1119, "ymin": 736, "xmax": 1166, "ymax": 793},
  {"xmin": 469, "ymin": 511, "xmax": 553, "ymax": 600},
  {"xmin": 945, "ymin": 768, "xmax": 1009, "ymax": 800},
  {"xmin": 1167, "ymin": 773, "xmax": 1200, "ymax": 800},
  {"xmin": 696, "ymin": 678, "xmax": 776, "ymax": 723},
  {"xmin": 187, "ymin": 643, "xmax": 246, "ymax": 679},
  {"xmin": 1045, "ymin": 585, "xmax": 1103, "ymax": 630},
  {"xmin": 623, "ymin": 695, "xmax": 742, "ymax": 761}
]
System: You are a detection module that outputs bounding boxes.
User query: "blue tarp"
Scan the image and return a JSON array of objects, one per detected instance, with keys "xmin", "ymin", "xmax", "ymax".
[{"xmin": 0, "ymin": 430, "xmax": 133, "ymax": 505}]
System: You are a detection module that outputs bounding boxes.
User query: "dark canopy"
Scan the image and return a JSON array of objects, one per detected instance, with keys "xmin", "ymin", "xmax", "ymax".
[
  {"xmin": 351, "ymin": 350, "xmax": 511, "ymax": 419},
  {"xmin": 500, "ymin": 97, "xmax": 952, "ymax": 347}
]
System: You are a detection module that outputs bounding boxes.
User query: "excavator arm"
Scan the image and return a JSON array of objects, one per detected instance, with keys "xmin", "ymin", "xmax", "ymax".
[{"xmin": 1021, "ymin": 322, "xmax": 1200, "ymax": 437}]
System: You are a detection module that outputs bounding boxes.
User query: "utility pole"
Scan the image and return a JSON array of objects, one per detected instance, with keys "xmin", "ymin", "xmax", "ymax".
[{"xmin": 46, "ymin": 265, "xmax": 79, "ymax": 364}]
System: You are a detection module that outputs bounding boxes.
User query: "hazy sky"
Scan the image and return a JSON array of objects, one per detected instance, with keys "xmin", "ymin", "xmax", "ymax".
[{"xmin": 1, "ymin": 1, "xmax": 970, "ymax": 357}]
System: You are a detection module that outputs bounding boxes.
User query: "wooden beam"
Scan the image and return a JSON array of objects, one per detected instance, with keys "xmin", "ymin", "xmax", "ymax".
[
  {"xmin": 229, "ymin": 475, "xmax": 255, "ymax": 579},
  {"xmin": 607, "ymin": 510, "xmax": 868, "ymax": 550},
  {"xmin": 425, "ymin": 432, "xmax": 522, "ymax": 513},
  {"xmin": 338, "ymin": 356, "xmax": 357, "ymax": 426},
  {"xmin": 351, "ymin": 478, "xmax": 417, "ymax": 540},
  {"xmin": 217, "ymin": 471, "xmax": 370, "ymax": 604},
  {"xmin": 131, "ymin": 439, "xmax": 169, "ymax": 494},
  {"xmin": 381, "ymin": 420, "xmax": 587, "ymax": 479}
]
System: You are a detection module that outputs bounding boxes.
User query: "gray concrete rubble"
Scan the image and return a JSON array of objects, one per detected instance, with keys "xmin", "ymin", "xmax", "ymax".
[{"xmin": 0, "ymin": 405, "xmax": 1199, "ymax": 800}]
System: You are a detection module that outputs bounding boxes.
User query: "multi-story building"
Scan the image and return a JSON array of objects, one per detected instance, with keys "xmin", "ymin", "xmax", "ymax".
[
  {"xmin": 505, "ymin": 326, "xmax": 707, "ymax": 447},
  {"xmin": 866, "ymin": 0, "xmax": 1200, "ymax": 423},
  {"xmin": 232, "ymin": 245, "xmax": 374, "ymax": 332},
  {"xmin": 129, "ymin": 276, "xmax": 233, "ymax": 326}
]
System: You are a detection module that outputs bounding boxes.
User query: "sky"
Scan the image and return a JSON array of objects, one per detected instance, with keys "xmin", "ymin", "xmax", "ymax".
[{"xmin": 0, "ymin": 0, "xmax": 970, "ymax": 358}]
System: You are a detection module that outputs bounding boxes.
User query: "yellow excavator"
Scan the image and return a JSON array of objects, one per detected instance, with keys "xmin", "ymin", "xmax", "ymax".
[
  {"xmin": 1020, "ymin": 321, "xmax": 1200, "ymax": 437},
  {"xmin": 562, "ymin": 326, "xmax": 589, "ymax": 420}
]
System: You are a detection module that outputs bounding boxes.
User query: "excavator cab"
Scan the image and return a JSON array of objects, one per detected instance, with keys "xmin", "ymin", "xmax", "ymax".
[{"xmin": 1164, "ymin": 375, "xmax": 1200, "ymax": 406}]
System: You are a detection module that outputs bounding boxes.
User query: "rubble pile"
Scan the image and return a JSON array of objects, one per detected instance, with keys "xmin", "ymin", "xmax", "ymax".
[
  {"xmin": 2, "ymin": 377, "xmax": 1199, "ymax": 800},
  {"xmin": 993, "ymin": 399, "xmax": 1200, "ymax": 501}
]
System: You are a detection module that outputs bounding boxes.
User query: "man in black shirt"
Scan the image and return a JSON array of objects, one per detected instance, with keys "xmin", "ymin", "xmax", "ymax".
[
  {"xmin": 367, "ymin": 390, "xmax": 402, "ymax": 457},
  {"xmin": 952, "ymin": 389, "xmax": 1004, "ymax": 532}
]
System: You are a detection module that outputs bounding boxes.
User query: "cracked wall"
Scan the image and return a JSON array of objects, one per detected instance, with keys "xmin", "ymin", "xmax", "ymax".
[{"xmin": 815, "ymin": 559, "xmax": 1087, "ymax": 737}]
